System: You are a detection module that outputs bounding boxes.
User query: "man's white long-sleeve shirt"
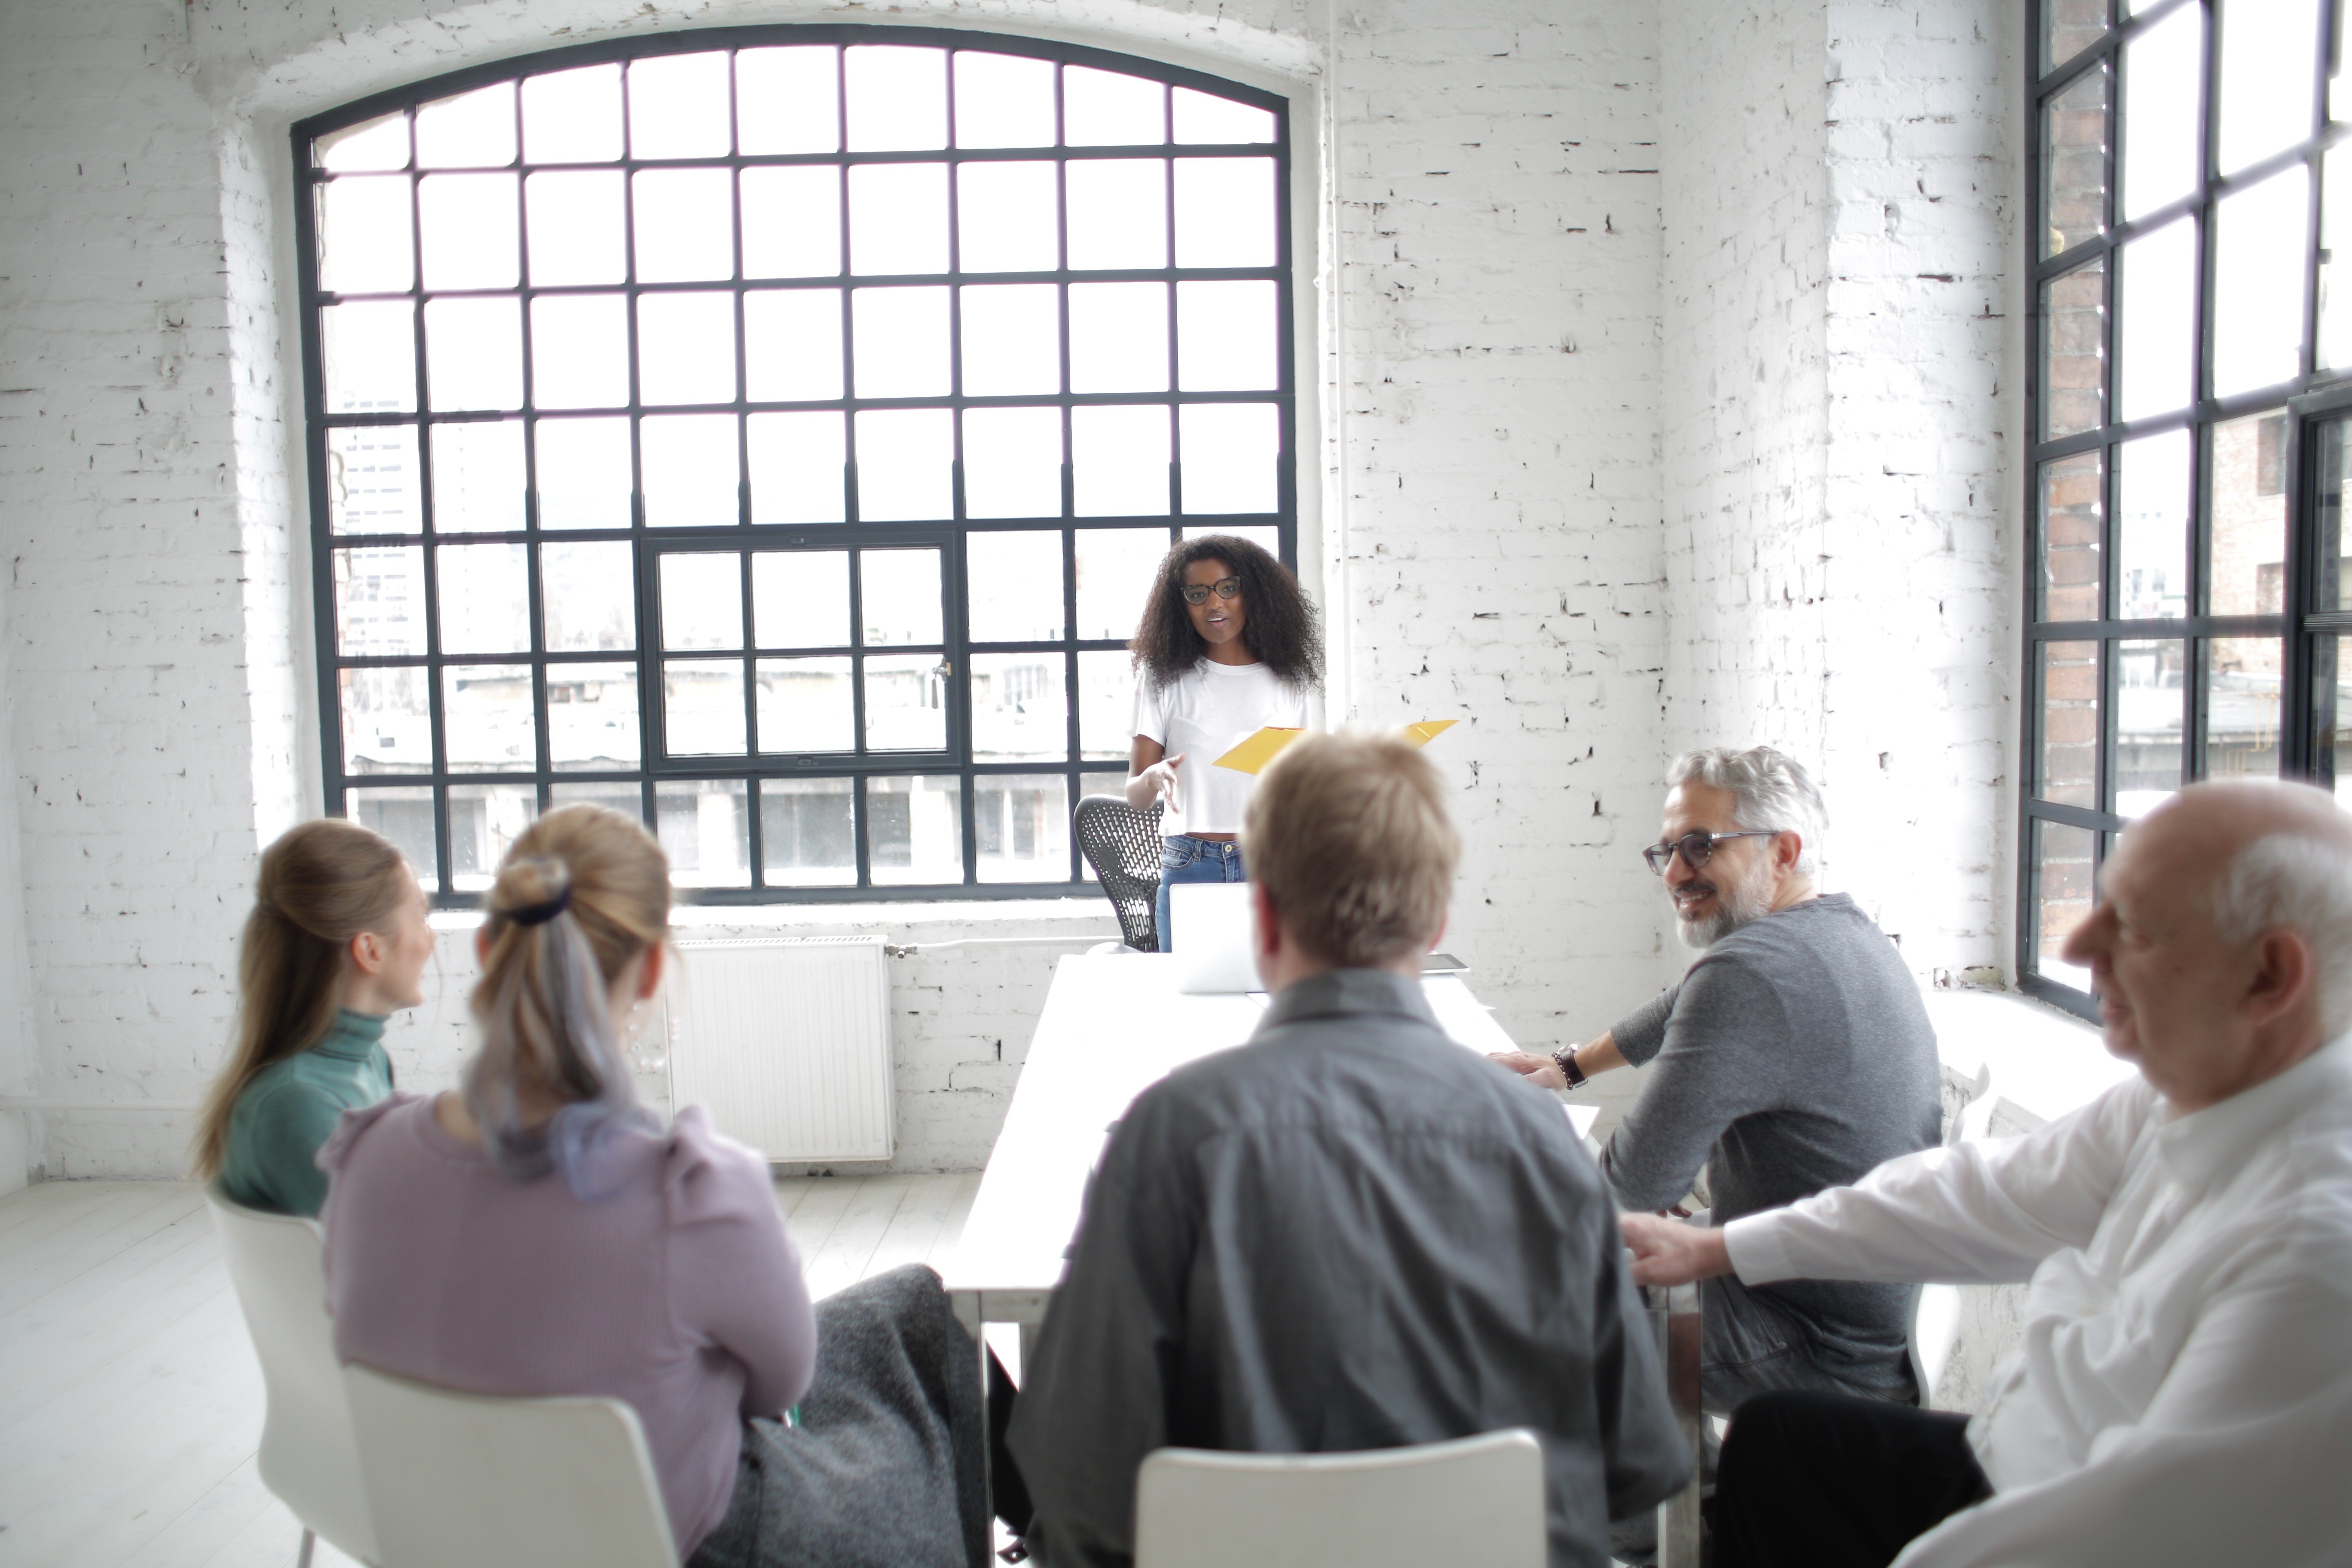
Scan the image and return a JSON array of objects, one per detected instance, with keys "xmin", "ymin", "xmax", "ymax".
[{"xmin": 1723, "ymin": 1030, "xmax": 2352, "ymax": 1568}]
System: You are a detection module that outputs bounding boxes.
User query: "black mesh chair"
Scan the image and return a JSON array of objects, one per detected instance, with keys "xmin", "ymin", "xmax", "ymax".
[{"xmin": 1074, "ymin": 794, "xmax": 1165, "ymax": 952}]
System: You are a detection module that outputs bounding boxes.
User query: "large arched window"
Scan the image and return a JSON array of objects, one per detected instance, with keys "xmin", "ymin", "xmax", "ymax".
[{"xmin": 298, "ymin": 26, "xmax": 1294, "ymax": 902}]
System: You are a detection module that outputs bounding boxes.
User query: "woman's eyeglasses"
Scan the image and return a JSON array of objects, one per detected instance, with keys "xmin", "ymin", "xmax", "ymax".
[
  {"xmin": 1642, "ymin": 829, "xmax": 1780, "ymax": 875},
  {"xmin": 1181, "ymin": 577, "xmax": 1243, "ymax": 605}
]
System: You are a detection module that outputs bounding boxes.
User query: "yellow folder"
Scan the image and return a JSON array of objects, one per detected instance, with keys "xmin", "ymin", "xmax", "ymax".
[{"xmin": 1212, "ymin": 719, "xmax": 1457, "ymax": 774}]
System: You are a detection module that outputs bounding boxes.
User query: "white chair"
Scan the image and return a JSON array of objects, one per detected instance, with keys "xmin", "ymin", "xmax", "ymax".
[
  {"xmin": 204, "ymin": 1184, "xmax": 380, "ymax": 1567},
  {"xmin": 1133, "ymin": 1428, "xmax": 1546, "ymax": 1568},
  {"xmin": 1909, "ymin": 1065, "xmax": 1996, "ymax": 1406},
  {"xmin": 341, "ymin": 1363, "xmax": 676, "ymax": 1568}
]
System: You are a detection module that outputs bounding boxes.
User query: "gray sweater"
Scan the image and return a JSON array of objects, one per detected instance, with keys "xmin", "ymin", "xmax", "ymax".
[{"xmin": 1602, "ymin": 893, "xmax": 1941, "ymax": 1371}]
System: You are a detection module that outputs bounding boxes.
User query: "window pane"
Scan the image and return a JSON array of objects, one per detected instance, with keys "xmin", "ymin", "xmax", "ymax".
[
  {"xmin": 443, "ymin": 663, "xmax": 538, "ymax": 772},
  {"xmin": 848, "ymin": 164, "xmax": 950, "ymax": 275},
  {"xmin": 742, "ymin": 167, "xmax": 842, "ymax": 278},
  {"xmin": 341, "ymin": 667, "xmax": 431, "ymax": 776},
  {"xmin": 960, "ymin": 284, "xmax": 1062, "ymax": 396},
  {"xmin": 2118, "ymin": 223, "xmax": 2194, "ymax": 419},
  {"xmin": 967, "ymin": 529, "xmax": 1065, "ymax": 641},
  {"xmin": 346, "ymin": 787, "xmax": 439, "ymax": 892},
  {"xmin": 1180, "ymin": 522, "xmax": 1278, "ymax": 555},
  {"xmin": 2315, "ymin": 635, "xmax": 2352, "ymax": 798},
  {"xmin": 657, "ymin": 780, "xmax": 750, "ymax": 888},
  {"xmin": 418, "ymin": 173, "xmax": 518, "ymax": 290},
  {"xmin": 737, "ymin": 47, "xmax": 840, "ymax": 155},
  {"xmin": 864, "ymin": 653, "xmax": 949, "ymax": 751},
  {"xmin": 2324, "ymin": 147, "xmax": 2352, "ymax": 369},
  {"xmin": 534, "ymin": 416, "xmax": 633, "ymax": 529},
  {"xmin": 633, "ymin": 168, "xmax": 735, "ymax": 284},
  {"xmin": 2045, "ymin": 0, "xmax": 2106, "ymax": 71},
  {"xmin": 958, "ymin": 162, "xmax": 1059, "ymax": 272},
  {"xmin": 748, "ymin": 411, "xmax": 847, "ymax": 524},
  {"xmin": 2040, "ymin": 258, "xmax": 2105, "ymax": 439},
  {"xmin": 845, "ymin": 46, "xmax": 947, "ymax": 152},
  {"xmin": 450, "ymin": 784, "xmax": 538, "ymax": 893},
  {"xmin": 1172, "ymin": 89, "xmax": 1276, "ymax": 145},
  {"xmin": 2211, "ymin": 168, "xmax": 2310, "ymax": 398},
  {"xmin": 963, "ymin": 407, "xmax": 1065, "ymax": 519},
  {"xmin": 628, "ymin": 52, "xmax": 731, "ymax": 160},
  {"xmin": 637, "ymin": 292, "xmax": 739, "ymax": 406},
  {"xmin": 2116, "ymin": 430, "xmax": 2188, "ymax": 619},
  {"xmin": 867, "ymin": 775, "xmax": 962, "ymax": 884},
  {"xmin": 955, "ymin": 52, "xmax": 1055, "ymax": 148},
  {"xmin": 1064, "ymin": 66, "xmax": 1165, "ymax": 146},
  {"xmin": 862, "ymin": 549, "xmax": 944, "ymax": 646},
  {"xmin": 1066, "ymin": 160, "xmax": 1167, "ymax": 270},
  {"xmin": 661, "ymin": 553, "xmax": 744, "ymax": 650},
  {"xmin": 327, "ymin": 425, "xmax": 422, "ymax": 535},
  {"xmin": 431, "ymin": 421, "xmax": 526, "ymax": 534},
  {"xmin": 851, "ymin": 286, "xmax": 951, "ymax": 398},
  {"xmin": 1179, "ymin": 404, "xmax": 1279, "ymax": 514},
  {"xmin": 439, "ymin": 542, "xmax": 530, "ymax": 654},
  {"xmin": 1074, "ymin": 527, "xmax": 1167, "ymax": 640},
  {"xmin": 2121, "ymin": 7, "xmax": 2200, "ymax": 220},
  {"xmin": 2040, "ymin": 448, "xmax": 2103, "ymax": 623},
  {"xmin": 755, "ymin": 656, "xmax": 854, "ymax": 752},
  {"xmin": 530, "ymin": 294, "xmax": 629, "ymax": 410},
  {"xmin": 547, "ymin": 663, "xmax": 639, "ymax": 770},
  {"xmin": 2114, "ymin": 638, "xmax": 2185, "ymax": 817},
  {"xmin": 543, "ymin": 541, "xmax": 635, "ymax": 651},
  {"xmin": 2209, "ymin": 410, "xmax": 2290, "ymax": 615},
  {"xmin": 1072, "ymin": 405, "xmax": 1170, "ymax": 516},
  {"xmin": 2218, "ymin": 0, "xmax": 2322, "ymax": 177},
  {"xmin": 746, "ymin": 289, "xmax": 844, "ymax": 402},
  {"xmin": 336, "ymin": 546, "xmax": 427, "ymax": 655},
  {"xmin": 976, "ymin": 773, "xmax": 1070, "ymax": 883},
  {"xmin": 2031, "ymin": 818, "xmax": 2097, "ymax": 991},
  {"xmin": 664, "ymin": 658, "xmax": 747, "ymax": 755},
  {"xmin": 641, "ymin": 414, "xmax": 741, "ymax": 527},
  {"xmin": 322, "ymin": 300, "xmax": 417, "ymax": 414},
  {"xmin": 760, "ymin": 777, "xmax": 855, "ymax": 885},
  {"xmin": 2203, "ymin": 636, "xmax": 2283, "ymax": 782},
  {"xmin": 1176, "ymin": 280, "xmax": 1278, "ymax": 390},
  {"xmin": 2317, "ymin": 413, "xmax": 2352, "ymax": 611},
  {"xmin": 416, "ymin": 82, "xmax": 517, "ymax": 169},
  {"xmin": 2043, "ymin": 63, "xmax": 2107, "ymax": 258},
  {"xmin": 853, "ymin": 410, "xmax": 952, "ymax": 521},
  {"xmin": 972, "ymin": 652, "xmax": 1068, "ymax": 761},
  {"xmin": 1069, "ymin": 282, "xmax": 1169, "ymax": 393},
  {"xmin": 317, "ymin": 111, "xmax": 410, "ymax": 173},
  {"xmin": 522, "ymin": 65, "xmax": 624, "ymax": 164},
  {"xmin": 753, "ymin": 550, "xmax": 852, "ymax": 648},
  {"xmin": 525, "ymin": 171, "xmax": 626, "ymax": 287},
  {"xmin": 1078, "ymin": 648, "xmax": 1133, "ymax": 759},
  {"xmin": 2038, "ymin": 640, "xmax": 2099, "ymax": 807},
  {"xmin": 1173, "ymin": 158, "xmax": 1276, "ymax": 267},
  {"xmin": 319, "ymin": 176, "xmax": 415, "ymax": 294},
  {"xmin": 424, "ymin": 297, "xmax": 523, "ymax": 412}
]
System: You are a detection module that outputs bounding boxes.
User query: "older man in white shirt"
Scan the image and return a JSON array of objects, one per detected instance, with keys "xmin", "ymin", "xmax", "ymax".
[{"xmin": 1622, "ymin": 778, "xmax": 2352, "ymax": 1568}]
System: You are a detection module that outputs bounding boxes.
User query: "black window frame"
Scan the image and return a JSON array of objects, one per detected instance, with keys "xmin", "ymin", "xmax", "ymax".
[
  {"xmin": 296, "ymin": 23, "xmax": 1298, "ymax": 906},
  {"xmin": 2022, "ymin": 0, "xmax": 2347, "ymax": 1017}
]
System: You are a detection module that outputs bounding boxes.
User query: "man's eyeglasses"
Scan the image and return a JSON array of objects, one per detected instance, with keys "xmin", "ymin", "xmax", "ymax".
[
  {"xmin": 1642, "ymin": 829, "xmax": 1780, "ymax": 875},
  {"xmin": 1181, "ymin": 577, "xmax": 1243, "ymax": 605}
]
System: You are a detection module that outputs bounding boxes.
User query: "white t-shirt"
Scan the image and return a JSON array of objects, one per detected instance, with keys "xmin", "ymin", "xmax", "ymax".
[{"xmin": 1130, "ymin": 659, "xmax": 1310, "ymax": 837}]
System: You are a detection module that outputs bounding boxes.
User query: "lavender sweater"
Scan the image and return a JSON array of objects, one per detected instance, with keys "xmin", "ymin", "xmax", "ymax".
[{"xmin": 318, "ymin": 1094, "xmax": 816, "ymax": 1559}]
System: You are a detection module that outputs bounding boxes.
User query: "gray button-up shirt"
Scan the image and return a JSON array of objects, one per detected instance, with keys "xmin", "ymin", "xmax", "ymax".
[{"xmin": 1007, "ymin": 968, "xmax": 1689, "ymax": 1568}]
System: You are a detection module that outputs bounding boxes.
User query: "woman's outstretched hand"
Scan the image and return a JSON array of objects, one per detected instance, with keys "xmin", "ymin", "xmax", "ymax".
[
  {"xmin": 1136, "ymin": 753, "xmax": 1185, "ymax": 813},
  {"xmin": 1619, "ymin": 1212, "xmax": 1735, "ymax": 1288}
]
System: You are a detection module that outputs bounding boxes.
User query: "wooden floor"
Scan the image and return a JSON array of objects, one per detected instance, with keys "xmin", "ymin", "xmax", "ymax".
[{"xmin": 0, "ymin": 1173, "xmax": 979, "ymax": 1568}]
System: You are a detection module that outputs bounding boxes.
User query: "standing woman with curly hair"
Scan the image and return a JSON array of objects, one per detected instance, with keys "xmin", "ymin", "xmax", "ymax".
[{"xmin": 1127, "ymin": 534, "xmax": 1324, "ymax": 951}]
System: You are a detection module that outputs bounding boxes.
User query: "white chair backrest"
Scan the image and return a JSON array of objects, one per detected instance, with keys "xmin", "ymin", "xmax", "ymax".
[
  {"xmin": 1134, "ymin": 1429, "xmax": 1546, "ymax": 1568},
  {"xmin": 342, "ymin": 1363, "xmax": 677, "ymax": 1568},
  {"xmin": 205, "ymin": 1184, "xmax": 380, "ymax": 1564}
]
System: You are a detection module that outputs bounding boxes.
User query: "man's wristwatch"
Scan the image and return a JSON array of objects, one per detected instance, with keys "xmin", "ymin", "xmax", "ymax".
[{"xmin": 1551, "ymin": 1045, "xmax": 1588, "ymax": 1089}]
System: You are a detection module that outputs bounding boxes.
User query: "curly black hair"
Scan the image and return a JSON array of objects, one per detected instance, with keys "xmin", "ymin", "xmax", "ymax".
[{"xmin": 1129, "ymin": 534, "xmax": 1325, "ymax": 693}]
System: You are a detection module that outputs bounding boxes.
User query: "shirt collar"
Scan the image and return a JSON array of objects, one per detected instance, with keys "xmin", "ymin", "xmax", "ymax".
[
  {"xmin": 1259, "ymin": 968, "xmax": 1439, "ymax": 1032},
  {"xmin": 2160, "ymin": 1028, "xmax": 2352, "ymax": 1191},
  {"xmin": 313, "ymin": 1007, "xmax": 389, "ymax": 1063}
]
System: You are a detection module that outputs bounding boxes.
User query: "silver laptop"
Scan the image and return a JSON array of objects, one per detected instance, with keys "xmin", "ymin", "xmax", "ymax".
[{"xmin": 1170, "ymin": 882, "xmax": 1262, "ymax": 994}]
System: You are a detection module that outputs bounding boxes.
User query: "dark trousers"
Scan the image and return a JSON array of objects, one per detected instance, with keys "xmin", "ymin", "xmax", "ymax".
[{"xmin": 1714, "ymin": 1390, "xmax": 1992, "ymax": 1568}]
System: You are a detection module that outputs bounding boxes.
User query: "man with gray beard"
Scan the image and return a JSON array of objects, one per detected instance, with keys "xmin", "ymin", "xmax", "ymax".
[{"xmin": 1496, "ymin": 746, "xmax": 1941, "ymax": 1423}]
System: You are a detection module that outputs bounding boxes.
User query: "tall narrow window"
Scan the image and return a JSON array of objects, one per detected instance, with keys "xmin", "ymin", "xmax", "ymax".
[{"xmin": 298, "ymin": 27, "xmax": 1295, "ymax": 901}]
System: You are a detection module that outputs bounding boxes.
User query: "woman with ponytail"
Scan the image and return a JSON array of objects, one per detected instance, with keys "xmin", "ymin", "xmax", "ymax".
[
  {"xmin": 194, "ymin": 818, "xmax": 433, "ymax": 1216},
  {"xmin": 317, "ymin": 805, "xmax": 1004, "ymax": 1568}
]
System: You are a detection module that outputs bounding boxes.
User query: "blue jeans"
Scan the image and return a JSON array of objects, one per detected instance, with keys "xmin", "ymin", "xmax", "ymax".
[{"xmin": 1154, "ymin": 835, "xmax": 1246, "ymax": 953}]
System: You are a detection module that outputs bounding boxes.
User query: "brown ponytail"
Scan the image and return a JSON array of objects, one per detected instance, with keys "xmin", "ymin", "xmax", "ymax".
[{"xmin": 193, "ymin": 818, "xmax": 414, "ymax": 1179}]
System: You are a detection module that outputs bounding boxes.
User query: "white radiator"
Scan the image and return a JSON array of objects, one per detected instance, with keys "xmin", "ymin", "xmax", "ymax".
[{"xmin": 664, "ymin": 935, "xmax": 895, "ymax": 1162}]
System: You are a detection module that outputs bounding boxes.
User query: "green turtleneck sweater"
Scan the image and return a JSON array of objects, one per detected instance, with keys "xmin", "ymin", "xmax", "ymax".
[{"xmin": 217, "ymin": 1009, "xmax": 395, "ymax": 1217}]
